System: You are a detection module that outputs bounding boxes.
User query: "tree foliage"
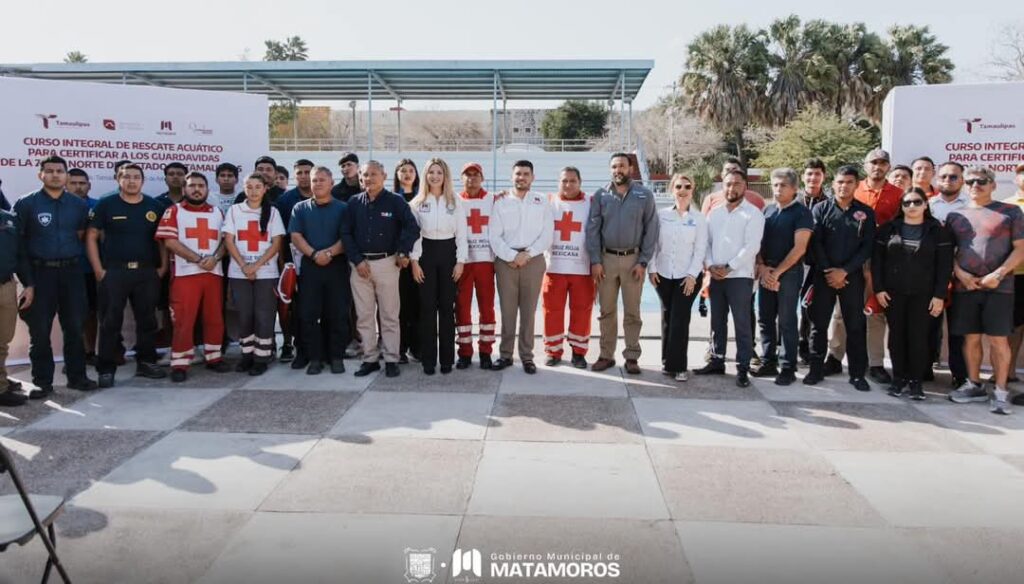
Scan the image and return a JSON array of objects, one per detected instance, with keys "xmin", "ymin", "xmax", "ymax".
[
  {"xmin": 752, "ymin": 105, "xmax": 877, "ymax": 173},
  {"xmin": 64, "ymin": 51, "xmax": 88, "ymax": 63},
  {"xmin": 540, "ymin": 100, "xmax": 609, "ymax": 144},
  {"xmin": 988, "ymin": 22, "xmax": 1024, "ymax": 81},
  {"xmin": 263, "ymin": 36, "xmax": 308, "ymax": 62}
]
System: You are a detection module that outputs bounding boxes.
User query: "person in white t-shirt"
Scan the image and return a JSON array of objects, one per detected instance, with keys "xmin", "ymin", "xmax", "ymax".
[
  {"xmin": 212, "ymin": 162, "xmax": 240, "ymax": 215},
  {"xmin": 223, "ymin": 173, "xmax": 285, "ymax": 376}
]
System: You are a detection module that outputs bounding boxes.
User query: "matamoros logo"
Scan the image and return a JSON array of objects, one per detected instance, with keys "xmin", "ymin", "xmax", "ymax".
[
  {"xmin": 403, "ymin": 546, "xmax": 622, "ymax": 582},
  {"xmin": 35, "ymin": 113, "xmax": 90, "ymax": 129},
  {"xmin": 157, "ymin": 120, "xmax": 176, "ymax": 136},
  {"xmin": 960, "ymin": 117, "xmax": 1017, "ymax": 134}
]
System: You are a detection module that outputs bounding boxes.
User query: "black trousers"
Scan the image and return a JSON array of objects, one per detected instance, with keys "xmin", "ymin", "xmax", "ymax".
[
  {"xmin": 809, "ymin": 272, "xmax": 867, "ymax": 378},
  {"xmin": 399, "ymin": 262, "xmax": 420, "ymax": 357},
  {"xmin": 97, "ymin": 267, "xmax": 160, "ymax": 374},
  {"xmin": 22, "ymin": 264, "xmax": 88, "ymax": 385},
  {"xmin": 886, "ymin": 293, "xmax": 933, "ymax": 382},
  {"xmin": 656, "ymin": 274, "xmax": 701, "ymax": 373},
  {"xmin": 419, "ymin": 238, "xmax": 457, "ymax": 368},
  {"xmin": 299, "ymin": 259, "xmax": 352, "ymax": 363}
]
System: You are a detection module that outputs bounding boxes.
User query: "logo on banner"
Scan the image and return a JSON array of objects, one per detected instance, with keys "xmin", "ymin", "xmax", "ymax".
[
  {"xmin": 37, "ymin": 213, "xmax": 52, "ymax": 227},
  {"xmin": 452, "ymin": 548, "xmax": 483, "ymax": 579},
  {"xmin": 160, "ymin": 121, "xmax": 173, "ymax": 131},
  {"xmin": 36, "ymin": 114, "xmax": 58, "ymax": 129},
  {"xmin": 103, "ymin": 119, "xmax": 117, "ymax": 131},
  {"xmin": 404, "ymin": 548, "xmax": 437, "ymax": 583},
  {"xmin": 959, "ymin": 117, "xmax": 1017, "ymax": 134},
  {"xmin": 189, "ymin": 122, "xmax": 214, "ymax": 136},
  {"xmin": 36, "ymin": 113, "xmax": 90, "ymax": 129}
]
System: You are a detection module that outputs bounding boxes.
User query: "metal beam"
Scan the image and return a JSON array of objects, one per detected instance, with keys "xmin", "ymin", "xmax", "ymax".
[
  {"xmin": 246, "ymin": 72, "xmax": 296, "ymax": 101},
  {"xmin": 608, "ymin": 71, "xmax": 625, "ymax": 101},
  {"xmin": 495, "ymin": 71, "xmax": 507, "ymax": 102},
  {"xmin": 369, "ymin": 70, "xmax": 401, "ymax": 101},
  {"xmin": 126, "ymin": 72, "xmax": 164, "ymax": 87}
]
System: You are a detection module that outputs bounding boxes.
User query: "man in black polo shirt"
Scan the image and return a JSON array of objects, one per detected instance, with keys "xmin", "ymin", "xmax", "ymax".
[
  {"xmin": 14, "ymin": 155, "xmax": 97, "ymax": 395},
  {"xmin": 804, "ymin": 165, "xmax": 876, "ymax": 391},
  {"xmin": 289, "ymin": 166, "xmax": 351, "ymax": 375},
  {"xmin": 330, "ymin": 152, "xmax": 362, "ymax": 202},
  {"xmin": 340, "ymin": 160, "xmax": 419, "ymax": 378},
  {"xmin": 154, "ymin": 162, "xmax": 188, "ymax": 212},
  {"xmin": 87, "ymin": 163, "xmax": 168, "ymax": 387},
  {"xmin": 753, "ymin": 168, "xmax": 814, "ymax": 386}
]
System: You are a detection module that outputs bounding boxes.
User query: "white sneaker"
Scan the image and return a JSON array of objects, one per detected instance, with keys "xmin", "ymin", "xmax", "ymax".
[
  {"xmin": 675, "ymin": 371, "xmax": 689, "ymax": 382},
  {"xmin": 991, "ymin": 388, "xmax": 1013, "ymax": 415},
  {"xmin": 949, "ymin": 380, "xmax": 987, "ymax": 404}
]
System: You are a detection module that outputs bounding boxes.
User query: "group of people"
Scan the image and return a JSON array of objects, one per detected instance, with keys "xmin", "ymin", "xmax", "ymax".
[{"xmin": 1, "ymin": 148, "xmax": 1023, "ymax": 416}]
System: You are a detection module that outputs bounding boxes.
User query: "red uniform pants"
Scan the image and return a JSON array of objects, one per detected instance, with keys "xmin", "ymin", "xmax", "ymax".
[
  {"xmin": 456, "ymin": 261, "xmax": 496, "ymax": 358},
  {"xmin": 542, "ymin": 273, "xmax": 595, "ymax": 358},
  {"xmin": 170, "ymin": 273, "xmax": 225, "ymax": 370}
]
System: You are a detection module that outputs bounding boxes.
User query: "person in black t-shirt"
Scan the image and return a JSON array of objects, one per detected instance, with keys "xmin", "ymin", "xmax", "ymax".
[
  {"xmin": 330, "ymin": 152, "xmax": 362, "ymax": 202},
  {"xmin": 86, "ymin": 163, "xmax": 168, "ymax": 387},
  {"xmin": 234, "ymin": 156, "xmax": 285, "ymax": 205}
]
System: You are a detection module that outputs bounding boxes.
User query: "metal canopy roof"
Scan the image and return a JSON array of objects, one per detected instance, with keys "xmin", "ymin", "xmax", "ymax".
[{"xmin": 0, "ymin": 59, "xmax": 653, "ymax": 102}]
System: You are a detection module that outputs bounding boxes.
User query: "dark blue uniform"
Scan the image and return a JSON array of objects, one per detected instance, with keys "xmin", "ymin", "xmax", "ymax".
[
  {"xmin": 759, "ymin": 201, "xmax": 815, "ymax": 372},
  {"xmin": 289, "ymin": 198, "xmax": 351, "ymax": 364},
  {"xmin": 1, "ymin": 210, "xmax": 31, "ymax": 395},
  {"xmin": 339, "ymin": 189, "xmax": 419, "ymax": 264},
  {"xmin": 13, "ymin": 189, "xmax": 91, "ymax": 387},
  {"xmin": 808, "ymin": 198, "xmax": 876, "ymax": 378}
]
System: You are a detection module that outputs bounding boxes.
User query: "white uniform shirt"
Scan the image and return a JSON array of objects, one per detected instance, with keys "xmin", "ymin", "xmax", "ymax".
[
  {"xmin": 930, "ymin": 192, "xmax": 969, "ymax": 224},
  {"xmin": 705, "ymin": 199, "xmax": 765, "ymax": 279},
  {"xmin": 489, "ymin": 190, "xmax": 554, "ymax": 263},
  {"xmin": 222, "ymin": 203, "xmax": 285, "ymax": 280},
  {"xmin": 155, "ymin": 202, "xmax": 224, "ymax": 278},
  {"xmin": 410, "ymin": 194, "xmax": 469, "ymax": 263},
  {"xmin": 649, "ymin": 206, "xmax": 707, "ymax": 279},
  {"xmin": 460, "ymin": 191, "xmax": 494, "ymax": 263},
  {"xmin": 546, "ymin": 194, "xmax": 591, "ymax": 276}
]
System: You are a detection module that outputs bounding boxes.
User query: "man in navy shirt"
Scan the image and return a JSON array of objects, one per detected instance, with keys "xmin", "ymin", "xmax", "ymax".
[
  {"xmin": 14, "ymin": 155, "xmax": 97, "ymax": 395},
  {"xmin": 340, "ymin": 161, "xmax": 419, "ymax": 378},
  {"xmin": 290, "ymin": 166, "xmax": 351, "ymax": 375},
  {"xmin": 0, "ymin": 208, "xmax": 33, "ymax": 406},
  {"xmin": 753, "ymin": 168, "xmax": 814, "ymax": 386}
]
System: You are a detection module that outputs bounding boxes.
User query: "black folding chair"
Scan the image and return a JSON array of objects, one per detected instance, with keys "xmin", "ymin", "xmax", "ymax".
[{"xmin": 0, "ymin": 442, "xmax": 71, "ymax": 583}]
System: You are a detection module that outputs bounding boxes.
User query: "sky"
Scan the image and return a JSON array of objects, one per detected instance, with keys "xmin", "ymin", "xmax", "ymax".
[{"xmin": 2, "ymin": 0, "xmax": 1020, "ymax": 111}]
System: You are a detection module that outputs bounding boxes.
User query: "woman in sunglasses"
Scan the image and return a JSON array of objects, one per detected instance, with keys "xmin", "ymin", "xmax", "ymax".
[
  {"xmin": 871, "ymin": 187, "xmax": 953, "ymax": 400},
  {"xmin": 649, "ymin": 173, "xmax": 707, "ymax": 382}
]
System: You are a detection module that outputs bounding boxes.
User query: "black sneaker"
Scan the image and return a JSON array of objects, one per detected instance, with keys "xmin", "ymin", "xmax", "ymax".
[
  {"xmin": 385, "ymin": 363, "xmax": 400, "ymax": 378},
  {"xmin": 279, "ymin": 344, "xmax": 295, "ymax": 362},
  {"xmin": 440, "ymin": 364, "xmax": 453, "ymax": 374},
  {"xmin": 96, "ymin": 373, "xmax": 115, "ymax": 389},
  {"xmin": 749, "ymin": 362, "xmax": 779, "ymax": 378},
  {"xmin": 571, "ymin": 354, "xmax": 588, "ymax": 369},
  {"xmin": 479, "ymin": 354, "xmax": 493, "ymax": 370},
  {"xmin": 822, "ymin": 356, "xmax": 843, "ymax": 376},
  {"xmin": 330, "ymin": 361, "xmax": 346, "ymax": 374},
  {"xmin": 69, "ymin": 377, "xmax": 99, "ymax": 391},
  {"xmin": 868, "ymin": 366, "xmax": 892, "ymax": 385},
  {"xmin": 170, "ymin": 369, "xmax": 187, "ymax": 383},
  {"xmin": 693, "ymin": 361, "xmax": 726, "ymax": 375},
  {"xmin": 206, "ymin": 360, "xmax": 231, "ymax": 373},
  {"xmin": 523, "ymin": 361, "xmax": 537, "ymax": 374},
  {"xmin": 545, "ymin": 356, "xmax": 561, "ymax": 367},
  {"xmin": 850, "ymin": 377, "xmax": 871, "ymax": 392},
  {"xmin": 907, "ymin": 381, "xmax": 926, "ymax": 401},
  {"xmin": 1011, "ymin": 392, "xmax": 1024, "ymax": 406},
  {"xmin": 248, "ymin": 362, "xmax": 268, "ymax": 376},
  {"xmin": 736, "ymin": 370, "xmax": 751, "ymax": 388},
  {"xmin": 775, "ymin": 368, "xmax": 797, "ymax": 386},
  {"xmin": 0, "ymin": 390, "xmax": 27, "ymax": 407},
  {"xmin": 235, "ymin": 355, "xmax": 254, "ymax": 373},
  {"xmin": 803, "ymin": 365, "xmax": 824, "ymax": 386},
  {"xmin": 423, "ymin": 366, "xmax": 436, "ymax": 375},
  {"xmin": 291, "ymin": 354, "xmax": 310, "ymax": 370},
  {"xmin": 354, "ymin": 362, "xmax": 381, "ymax": 377},
  {"xmin": 490, "ymin": 357, "xmax": 513, "ymax": 371},
  {"xmin": 307, "ymin": 361, "xmax": 324, "ymax": 375},
  {"xmin": 456, "ymin": 356, "xmax": 472, "ymax": 370},
  {"xmin": 136, "ymin": 361, "xmax": 167, "ymax": 380},
  {"xmin": 887, "ymin": 379, "xmax": 907, "ymax": 398},
  {"xmin": 27, "ymin": 384, "xmax": 54, "ymax": 400}
]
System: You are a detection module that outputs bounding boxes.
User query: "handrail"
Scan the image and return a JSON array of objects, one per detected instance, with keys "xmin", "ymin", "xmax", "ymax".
[{"xmin": 268, "ymin": 137, "xmax": 604, "ymax": 152}]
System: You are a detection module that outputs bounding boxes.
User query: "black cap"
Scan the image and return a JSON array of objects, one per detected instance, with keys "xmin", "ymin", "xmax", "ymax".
[{"xmin": 338, "ymin": 152, "xmax": 359, "ymax": 166}]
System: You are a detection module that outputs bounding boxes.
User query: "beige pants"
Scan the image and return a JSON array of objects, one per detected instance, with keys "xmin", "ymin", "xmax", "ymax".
[
  {"xmin": 495, "ymin": 255, "xmax": 546, "ymax": 361},
  {"xmin": 350, "ymin": 257, "xmax": 401, "ymax": 363},
  {"xmin": 597, "ymin": 252, "xmax": 644, "ymax": 361},
  {"xmin": 828, "ymin": 302, "xmax": 887, "ymax": 367},
  {"xmin": 0, "ymin": 280, "xmax": 17, "ymax": 389}
]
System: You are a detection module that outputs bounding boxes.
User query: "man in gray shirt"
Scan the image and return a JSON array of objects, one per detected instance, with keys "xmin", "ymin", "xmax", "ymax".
[{"xmin": 587, "ymin": 153, "xmax": 659, "ymax": 374}]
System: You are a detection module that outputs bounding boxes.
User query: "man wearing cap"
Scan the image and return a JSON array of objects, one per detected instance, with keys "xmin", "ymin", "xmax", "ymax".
[
  {"xmin": 587, "ymin": 153, "xmax": 659, "ymax": 375},
  {"xmin": 455, "ymin": 162, "xmax": 497, "ymax": 369},
  {"xmin": 331, "ymin": 153, "xmax": 362, "ymax": 202}
]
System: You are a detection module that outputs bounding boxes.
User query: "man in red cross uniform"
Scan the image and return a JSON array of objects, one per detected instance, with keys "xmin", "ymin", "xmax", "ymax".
[
  {"xmin": 543, "ymin": 167, "xmax": 595, "ymax": 368},
  {"xmin": 456, "ymin": 162, "xmax": 497, "ymax": 369},
  {"xmin": 156, "ymin": 172, "xmax": 231, "ymax": 382}
]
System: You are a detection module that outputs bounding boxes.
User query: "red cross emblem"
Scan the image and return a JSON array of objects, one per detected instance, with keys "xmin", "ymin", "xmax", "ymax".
[
  {"xmin": 237, "ymin": 220, "xmax": 268, "ymax": 252},
  {"xmin": 467, "ymin": 208, "xmax": 489, "ymax": 234},
  {"xmin": 554, "ymin": 211, "xmax": 582, "ymax": 242},
  {"xmin": 184, "ymin": 218, "xmax": 219, "ymax": 251}
]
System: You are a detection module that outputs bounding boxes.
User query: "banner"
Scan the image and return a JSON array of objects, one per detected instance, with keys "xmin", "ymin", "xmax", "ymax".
[
  {"xmin": 0, "ymin": 76, "xmax": 268, "ymax": 197},
  {"xmin": 882, "ymin": 82, "xmax": 1024, "ymax": 194}
]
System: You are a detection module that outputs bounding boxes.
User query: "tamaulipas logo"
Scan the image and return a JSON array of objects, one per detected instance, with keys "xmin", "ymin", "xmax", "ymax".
[{"xmin": 960, "ymin": 117, "xmax": 1017, "ymax": 134}]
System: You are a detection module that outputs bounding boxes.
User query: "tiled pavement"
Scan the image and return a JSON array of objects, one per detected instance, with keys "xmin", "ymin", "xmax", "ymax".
[{"xmin": 2, "ymin": 324, "xmax": 1024, "ymax": 584}]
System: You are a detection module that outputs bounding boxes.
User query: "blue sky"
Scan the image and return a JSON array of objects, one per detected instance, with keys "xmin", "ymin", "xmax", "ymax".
[{"xmin": 2, "ymin": 0, "xmax": 1019, "ymax": 109}]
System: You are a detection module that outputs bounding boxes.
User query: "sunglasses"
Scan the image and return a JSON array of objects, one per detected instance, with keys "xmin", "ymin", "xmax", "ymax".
[
  {"xmin": 674, "ymin": 184, "xmax": 693, "ymax": 191},
  {"xmin": 965, "ymin": 178, "xmax": 992, "ymax": 186},
  {"xmin": 902, "ymin": 199, "xmax": 925, "ymax": 208},
  {"xmin": 939, "ymin": 174, "xmax": 960, "ymax": 180}
]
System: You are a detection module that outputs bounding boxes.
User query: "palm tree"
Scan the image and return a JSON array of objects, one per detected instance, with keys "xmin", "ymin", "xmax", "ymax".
[
  {"xmin": 680, "ymin": 24, "xmax": 769, "ymax": 166},
  {"xmin": 861, "ymin": 25, "xmax": 954, "ymax": 121},
  {"xmin": 64, "ymin": 51, "xmax": 88, "ymax": 64},
  {"xmin": 763, "ymin": 15, "xmax": 832, "ymax": 127},
  {"xmin": 811, "ymin": 22, "xmax": 887, "ymax": 120},
  {"xmin": 263, "ymin": 36, "xmax": 308, "ymax": 61}
]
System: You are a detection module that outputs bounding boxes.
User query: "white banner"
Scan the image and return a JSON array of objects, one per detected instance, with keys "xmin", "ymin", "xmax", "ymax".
[
  {"xmin": 0, "ymin": 76, "xmax": 268, "ymax": 198},
  {"xmin": 882, "ymin": 82, "xmax": 1024, "ymax": 195}
]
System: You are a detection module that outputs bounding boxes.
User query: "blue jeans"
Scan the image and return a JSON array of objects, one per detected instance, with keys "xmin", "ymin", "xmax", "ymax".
[{"xmin": 757, "ymin": 268, "xmax": 802, "ymax": 370}]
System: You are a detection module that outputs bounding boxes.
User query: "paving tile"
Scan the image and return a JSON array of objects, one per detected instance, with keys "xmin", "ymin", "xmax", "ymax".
[
  {"xmin": 825, "ymin": 451, "xmax": 1024, "ymax": 528},
  {"xmin": 240, "ymin": 361, "xmax": 376, "ymax": 391},
  {"xmin": 1, "ymin": 389, "xmax": 90, "ymax": 429},
  {"xmin": 197, "ymin": 512, "xmax": 461, "ymax": 584},
  {"xmin": 899, "ymin": 526, "xmax": 1024, "ymax": 584},
  {"xmin": 498, "ymin": 363, "xmax": 627, "ymax": 398},
  {"xmin": 625, "ymin": 367, "xmax": 764, "ymax": 400},
  {"xmin": 329, "ymin": 391, "xmax": 494, "ymax": 440},
  {"xmin": 632, "ymin": 398, "xmax": 808, "ymax": 449},
  {"xmin": 73, "ymin": 431, "xmax": 316, "ymax": 510},
  {"xmin": 26, "ymin": 387, "xmax": 230, "ymax": 431},
  {"xmin": 912, "ymin": 401, "xmax": 1024, "ymax": 455},
  {"xmin": 181, "ymin": 390, "xmax": 360, "ymax": 435},
  {"xmin": 757, "ymin": 373, "xmax": 898, "ymax": 404},
  {"xmin": 370, "ymin": 364, "xmax": 499, "ymax": 393},
  {"xmin": 261, "ymin": 438, "xmax": 481, "ymax": 514},
  {"xmin": 486, "ymin": 394, "xmax": 641, "ymax": 443},
  {"xmin": 676, "ymin": 521, "xmax": 951, "ymax": 584},
  {"xmin": 0, "ymin": 506, "xmax": 251, "ymax": 584},
  {"xmin": 452, "ymin": 516, "xmax": 693, "ymax": 584},
  {"xmin": 649, "ymin": 445, "xmax": 884, "ymax": 526},
  {"xmin": 773, "ymin": 402, "xmax": 980, "ymax": 453},
  {"xmin": 108, "ymin": 366, "xmax": 252, "ymax": 390},
  {"xmin": 468, "ymin": 441, "xmax": 669, "ymax": 519},
  {"xmin": 0, "ymin": 429, "xmax": 160, "ymax": 497}
]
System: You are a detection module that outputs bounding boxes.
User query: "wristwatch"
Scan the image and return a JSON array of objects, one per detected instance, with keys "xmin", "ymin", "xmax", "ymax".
[{"xmin": 397, "ymin": 252, "xmax": 409, "ymax": 259}]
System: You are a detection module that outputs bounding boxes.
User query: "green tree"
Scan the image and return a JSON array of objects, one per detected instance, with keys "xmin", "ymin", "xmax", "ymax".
[
  {"xmin": 763, "ymin": 16, "xmax": 831, "ymax": 127},
  {"xmin": 263, "ymin": 36, "xmax": 308, "ymax": 61},
  {"xmin": 64, "ymin": 51, "xmax": 88, "ymax": 63},
  {"xmin": 862, "ymin": 25, "xmax": 954, "ymax": 121},
  {"xmin": 680, "ymin": 24, "xmax": 770, "ymax": 166},
  {"xmin": 811, "ymin": 22, "xmax": 887, "ymax": 119},
  {"xmin": 540, "ymin": 100, "xmax": 609, "ymax": 146},
  {"xmin": 752, "ymin": 105, "xmax": 877, "ymax": 173}
]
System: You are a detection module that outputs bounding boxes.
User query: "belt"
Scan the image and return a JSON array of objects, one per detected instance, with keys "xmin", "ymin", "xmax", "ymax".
[
  {"xmin": 31, "ymin": 258, "xmax": 78, "ymax": 268},
  {"xmin": 106, "ymin": 261, "xmax": 154, "ymax": 270},
  {"xmin": 362, "ymin": 252, "xmax": 394, "ymax": 260},
  {"xmin": 604, "ymin": 248, "xmax": 638, "ymax": 256}
]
